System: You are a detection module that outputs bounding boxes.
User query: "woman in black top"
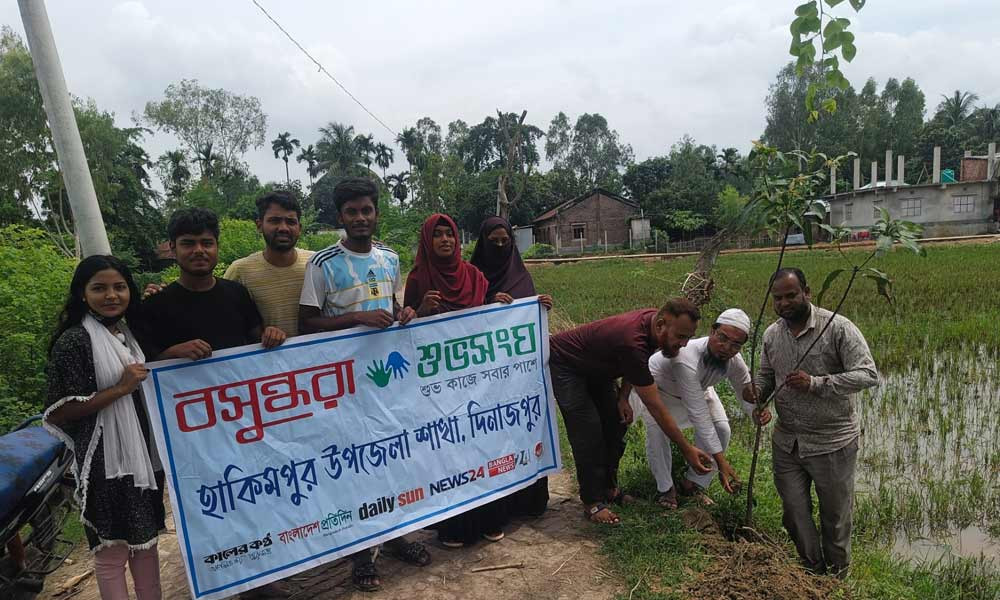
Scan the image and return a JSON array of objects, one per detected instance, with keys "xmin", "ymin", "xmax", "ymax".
[
  {"xmin": 44, "ymin": 256, "xmax": 164, "ymax": 600},
  {"xmin": 471, "ymin": 217, "xmax": 553, "ymax": 516}
]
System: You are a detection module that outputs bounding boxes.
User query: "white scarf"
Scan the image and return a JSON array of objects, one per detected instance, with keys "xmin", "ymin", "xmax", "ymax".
[{"xmin": 82, "ymin": 314, "xmax": 158, "ymax": 490}]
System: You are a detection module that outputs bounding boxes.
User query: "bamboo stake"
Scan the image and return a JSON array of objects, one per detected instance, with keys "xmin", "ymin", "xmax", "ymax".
[{"xmin": 470, "ymin": 562, "xmax": 524, "ymax": 573}]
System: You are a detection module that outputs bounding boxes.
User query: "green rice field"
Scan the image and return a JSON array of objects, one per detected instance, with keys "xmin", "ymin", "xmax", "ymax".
[{"xmin": 531, "ymin": 242, "xmax": 1000, "ymax": 599}]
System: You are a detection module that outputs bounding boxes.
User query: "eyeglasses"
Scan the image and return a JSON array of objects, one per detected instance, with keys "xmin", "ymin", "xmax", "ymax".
[{"xmin": 714, "ymin": 330, "xmax": 747, "ymax": 349}]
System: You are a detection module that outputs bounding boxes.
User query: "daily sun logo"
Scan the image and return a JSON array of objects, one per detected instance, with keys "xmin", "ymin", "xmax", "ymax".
[{"xmin": 367, "ymin": 269, "xmax": 379, "ymax": 298}]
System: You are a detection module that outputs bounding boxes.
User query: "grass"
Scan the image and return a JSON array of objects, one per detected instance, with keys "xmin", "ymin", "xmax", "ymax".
[{"xmin": 534, "ymin": 242, "xmax": 1000, "ymax": 599}]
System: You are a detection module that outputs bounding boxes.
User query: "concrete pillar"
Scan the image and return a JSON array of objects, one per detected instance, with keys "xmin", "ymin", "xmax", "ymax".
[
  {"xmin": 871, "ymin": 161, "xmax": 878, "ymax": 190},
  {"xmin": 933, "ymin": 147, "xmax": 941, "ymax": 183},
  {"xmin": 988, "ymin": 142, "xmax": 996, "ymax": 180},
  {"xmin": 897, "ymin": 155, "xmax": 905, "ymax": 186},
  {"xmin": 853, "ymin": 158, "xmax": 861, "ymax": 190},
  {"xmin": 830, "ymin": 164, "xmax": 836, "ymax": 195},
  {"xmin": 885, "ymin": 150, "xmax": 893, "ymax": 186},
  {"xmin": 18, "ymin": 0, "xmax": 110, "ymax": 256}
]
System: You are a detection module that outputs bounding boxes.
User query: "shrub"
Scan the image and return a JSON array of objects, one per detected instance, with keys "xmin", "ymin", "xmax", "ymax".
[
  {"xmin": 522, "ymin": 243, "xmax": 556, "ymax": 259},
  {"xmin": 0, "ymin": 226, "xmax": 77, "ymax": 430},
  {"xmin": 301, "ymin": 231, "xmax": 340, "ymax": 252}
]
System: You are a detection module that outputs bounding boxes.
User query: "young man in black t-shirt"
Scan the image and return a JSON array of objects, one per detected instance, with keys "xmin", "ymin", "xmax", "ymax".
[
  {"xmin": 139, "ymin": 208, "xmax": 286, "ymax": 360},
  {"xmin": 138, "ymin": 208, "xmax": 290, "ymax": 599}
]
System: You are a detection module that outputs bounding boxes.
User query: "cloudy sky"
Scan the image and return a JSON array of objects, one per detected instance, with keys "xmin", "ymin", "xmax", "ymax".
[{"xmin": 5, "ymin": 1, "xmax": 1000, "ymax": 188}]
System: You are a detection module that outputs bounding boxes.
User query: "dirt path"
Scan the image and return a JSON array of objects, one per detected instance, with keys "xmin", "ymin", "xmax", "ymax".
[{"xmin": 39, "ymin": 472, "xmax": 623, "ymax": 600}]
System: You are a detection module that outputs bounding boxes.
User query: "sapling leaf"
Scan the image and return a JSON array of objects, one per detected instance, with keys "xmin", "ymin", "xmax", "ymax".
[
  {"xmin": 825, "ymin": 0, "xmax": 846, "ymax": 6},
  {"xmin": 875, "ymin": 234, "xmax": 894, "ymax": 257},
  {"xmin": 842, "ymin": 42, "xmax": 857, "ymax": 62},
  {"xmin": 795, "ymin": 1, "xmax": 818, "ymax": 17},
  {"xmin": 823, "ymin": 31, "xmax": 843, "ymax": 52},
  {"xmin": 790, "ymin": 17, "xmax": 804, "ymax": 37},
  {"xmin": 817, "ymin": 268, "xmax": 846, "ymax": 306},
  {"xmin": 864, "ymin": 269, "xmax": 893, "ymax": 305}
]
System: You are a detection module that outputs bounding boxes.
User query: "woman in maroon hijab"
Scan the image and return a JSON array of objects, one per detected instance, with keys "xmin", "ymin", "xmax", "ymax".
[
  {"xmin": 404, "ymin": 214, "xmax": 510, "ymax": 546},
  {"xmin": 470, "ymin": 217, "xmax": 553, "ymax": 516},
  {"xmin": 404, "ymin": 214, "xmax": 489, "ymax": 315}
]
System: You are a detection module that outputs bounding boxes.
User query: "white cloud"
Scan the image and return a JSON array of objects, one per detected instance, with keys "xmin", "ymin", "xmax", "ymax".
[{"xmin": 2, "ymin": 0, "xmax": 998, "ymax": 192}]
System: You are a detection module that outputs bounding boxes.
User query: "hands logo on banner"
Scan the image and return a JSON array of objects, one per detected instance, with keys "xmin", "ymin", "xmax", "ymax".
[{"xmin": 365, "ymin": 351, "xmax": 410, "ymax": 388}]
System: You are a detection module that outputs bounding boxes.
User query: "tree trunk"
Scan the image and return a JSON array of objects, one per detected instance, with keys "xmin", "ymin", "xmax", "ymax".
[
  {"xmin": 497, "ymin": 174, "xmax": 510, "ymax": 220},
  {"xmin": 284, "ymin": 158, "xmax": 290, "ymax": 184},
  {"xmin": 681, "ymin": 228, "xmax": 731, "ymax": 307}
]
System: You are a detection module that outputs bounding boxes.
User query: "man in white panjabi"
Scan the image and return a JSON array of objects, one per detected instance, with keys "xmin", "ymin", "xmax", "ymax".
[{"xmin": 631, "ymin": 309, "xmax": 762, "ymax": 508}]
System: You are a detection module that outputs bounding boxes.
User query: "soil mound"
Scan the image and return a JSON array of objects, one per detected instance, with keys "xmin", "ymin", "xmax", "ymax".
[{"xmin": 678, "ymin": 508, "xmax": 844, "ymax": 600}]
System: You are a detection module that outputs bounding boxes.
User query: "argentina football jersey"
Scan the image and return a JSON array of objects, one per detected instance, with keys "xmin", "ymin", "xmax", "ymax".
[{"xmin": 304, "ymin": 241, "xmax": 402, "ymax": 317}]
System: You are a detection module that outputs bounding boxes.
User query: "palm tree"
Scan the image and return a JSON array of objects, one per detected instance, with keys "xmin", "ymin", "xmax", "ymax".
[
  {"xmin": 395, "ymin": 127, "xmax": 424, "ymax": 171},
  {"xmin": 937, "ymin": 90, "xmax": 980, "ymax": 128},
  {"xmin": 296, "ymin": 144, "xmax": 320, "ymax": 187},
  {"xmin": 316, "ymin": 122, "xmax": 363, "ymax": 175},
  {"xmin": 972, "ymin": 103, "xmax": 1000, "ymax": 147},
  {"xmin": 717, "ymin": 147, "xmax": 743, "ymax": 181},
  {"xmin": 374, "ymin": 142, "xmax": 394, "ymax": 181},
  {"xmin": 162, "ymin": 150, "xmax": 191, "ymax": 199},
  {"xmin": 196, "ymin": 143, "xmax": 217, "ymax": 179},
  {"xmin": 271, "ymin": 132, "xmax": 301, "ymax": 184},
  {"xmin": 385, "ymin": 172, "xmax": 410, "ymax": 205},
  {"xmin": 354, "ymin": 133, "xmax": 375, "ymax": 173}
]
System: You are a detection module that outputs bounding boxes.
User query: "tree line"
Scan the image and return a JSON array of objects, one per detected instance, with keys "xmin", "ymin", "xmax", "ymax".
[{"xmin": 2, "ymin": 23, "xmax": 998, "ymax": 274}]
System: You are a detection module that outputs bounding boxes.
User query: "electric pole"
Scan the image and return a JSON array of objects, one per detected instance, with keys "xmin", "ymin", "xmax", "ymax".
[{"xmin": 18, "ymin": 0, "xmax": 110, "ymax": 256}]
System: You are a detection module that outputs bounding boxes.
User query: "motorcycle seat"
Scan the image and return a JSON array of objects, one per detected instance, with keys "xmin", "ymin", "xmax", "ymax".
[{"xmin": 0, "ymin": 427, "xmax": 65, "ymax": 524}]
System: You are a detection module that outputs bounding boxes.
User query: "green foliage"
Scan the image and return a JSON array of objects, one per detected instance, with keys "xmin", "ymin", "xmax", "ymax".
[
  {"xmin": 787, "ymin": 0, "xmax": 864, "ymax": 120},
  {"xmin": 457, "ymin": 113, "xmax": 543, "ymax": 173},
  {"xmin": 544, "ymin": 112, "xmax": 634, "ymax": 193},
  {"xmin": 0, "ymin": 226, "xmax": 76, "ymax": 431},
  {"xmin": 217, "ymin": 218, "xmax": 263, "ymax": 267},
  {"xmin": 141, "ymin": 79, "xmax": 268, "ymax": 168},
  {"xmin": 522, "ymin": 243, "xmax": 555, "ymax": 259},
  {"xmin": 375, "ymin": 200, "xmax": 428, "ymax": 272},
  {"xmin": 0, "ymin": 27, "xmax": 51, "ymax": 226},
  {"xmin": 714, "ymin": 185, "xmax": 767, "ymax": 235},
  {"xmin": 72, "ymin": 100, "xmax": 165, "ymax": 269},
  {"xmin": 300, "ymin": 231, "xmax": 339, "ymax": 252},
  {"xmin": 662, "ymin": 210, "xmax": 707, "ymax": 234},
  {"xmin": 179, "ymin": 165, "xmax": 263, "ymax": 221}
]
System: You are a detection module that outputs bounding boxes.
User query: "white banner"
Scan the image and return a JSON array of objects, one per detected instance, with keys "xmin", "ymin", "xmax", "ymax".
[{"xmin": 141, "ymin": 298, "xmax": 560, "ymax": 599}]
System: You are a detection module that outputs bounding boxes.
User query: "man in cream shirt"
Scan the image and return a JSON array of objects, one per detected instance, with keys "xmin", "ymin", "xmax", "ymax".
[{"xmin": 631, "ymin": 308, "xmax": 768, "ymax": 508}]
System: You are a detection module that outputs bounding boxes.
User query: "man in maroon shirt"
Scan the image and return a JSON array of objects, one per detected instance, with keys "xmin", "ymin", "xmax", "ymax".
[{"xmin": 551, "ymin": 298, "xmax": 713, "ymax": 524}]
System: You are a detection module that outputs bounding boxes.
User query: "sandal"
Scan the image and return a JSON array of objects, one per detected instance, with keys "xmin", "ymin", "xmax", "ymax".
[
  {"xmin": 679, "ymin": 481, "xmax": 715, "ymax": 506},
  {"xmin": 608, "ymin": 488, "xmax": 636, "ymax": 506},
  {"xmin": 584, "ymin": 502, "xmax": 621, "ymax": 525},
  {"xmin": 482, "ymin": 531, "xmax": 504, "ymax": 542},
  {"xmin": 388, "ymin": 541, "xmax": 433, "ymax": 566},
  {"xmin": 352, "ymin": 562, "xmax": 381, "ymax": 592},
  {"xmin": 439, "ymin": 536, "xmax": 464, "ymax": 548},
  {"xmin": 655, "ymin": 489, "xmax": 678, "ymax": 510}
]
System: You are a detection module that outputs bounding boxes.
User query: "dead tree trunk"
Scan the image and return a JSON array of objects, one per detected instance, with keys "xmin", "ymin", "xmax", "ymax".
[
  {"xmin": 681, "ymin": 228, "xmax": 731, "ymax": 307},
  {"xmin": 497, "ymin": 110, "xmax": 529, "ymax": 220}
]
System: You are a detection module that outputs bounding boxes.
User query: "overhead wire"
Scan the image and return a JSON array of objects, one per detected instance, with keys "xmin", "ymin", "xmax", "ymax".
[{"xmin": 250, "ymin": 0, "xmax": 398, "ymax": 138}]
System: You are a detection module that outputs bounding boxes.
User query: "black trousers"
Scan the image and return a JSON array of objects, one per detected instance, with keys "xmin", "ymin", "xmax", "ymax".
[{"xmin": 550, "ymin": 359, "xmax": 626, "ymax": 505}]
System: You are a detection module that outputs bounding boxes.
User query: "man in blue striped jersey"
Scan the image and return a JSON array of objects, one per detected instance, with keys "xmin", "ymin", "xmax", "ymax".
[{"xmin": 297, "ymin": 178, "xmax": 426, "ymax": 592}]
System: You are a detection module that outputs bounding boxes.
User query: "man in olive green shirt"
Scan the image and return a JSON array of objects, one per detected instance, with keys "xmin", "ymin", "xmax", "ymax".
[{"xmin": 746, "ymin": 267, "xmax": 878, "ymax": 579}]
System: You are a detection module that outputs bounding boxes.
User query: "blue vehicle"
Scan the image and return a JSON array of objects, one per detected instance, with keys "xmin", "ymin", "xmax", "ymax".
[{"xmin": 0, "ymin": 416, "xmax": 76, "ymax": 599}]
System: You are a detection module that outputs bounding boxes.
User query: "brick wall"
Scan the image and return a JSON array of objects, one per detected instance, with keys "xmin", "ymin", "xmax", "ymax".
[{"xmin": 532, "ymin": 191, "xmax": 639, "ymax": 250}]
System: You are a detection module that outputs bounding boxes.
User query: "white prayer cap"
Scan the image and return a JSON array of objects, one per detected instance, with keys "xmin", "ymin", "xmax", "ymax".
[{"xmin": 715, "ymin": 308, "xmax": 751, "ymax": 335}]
